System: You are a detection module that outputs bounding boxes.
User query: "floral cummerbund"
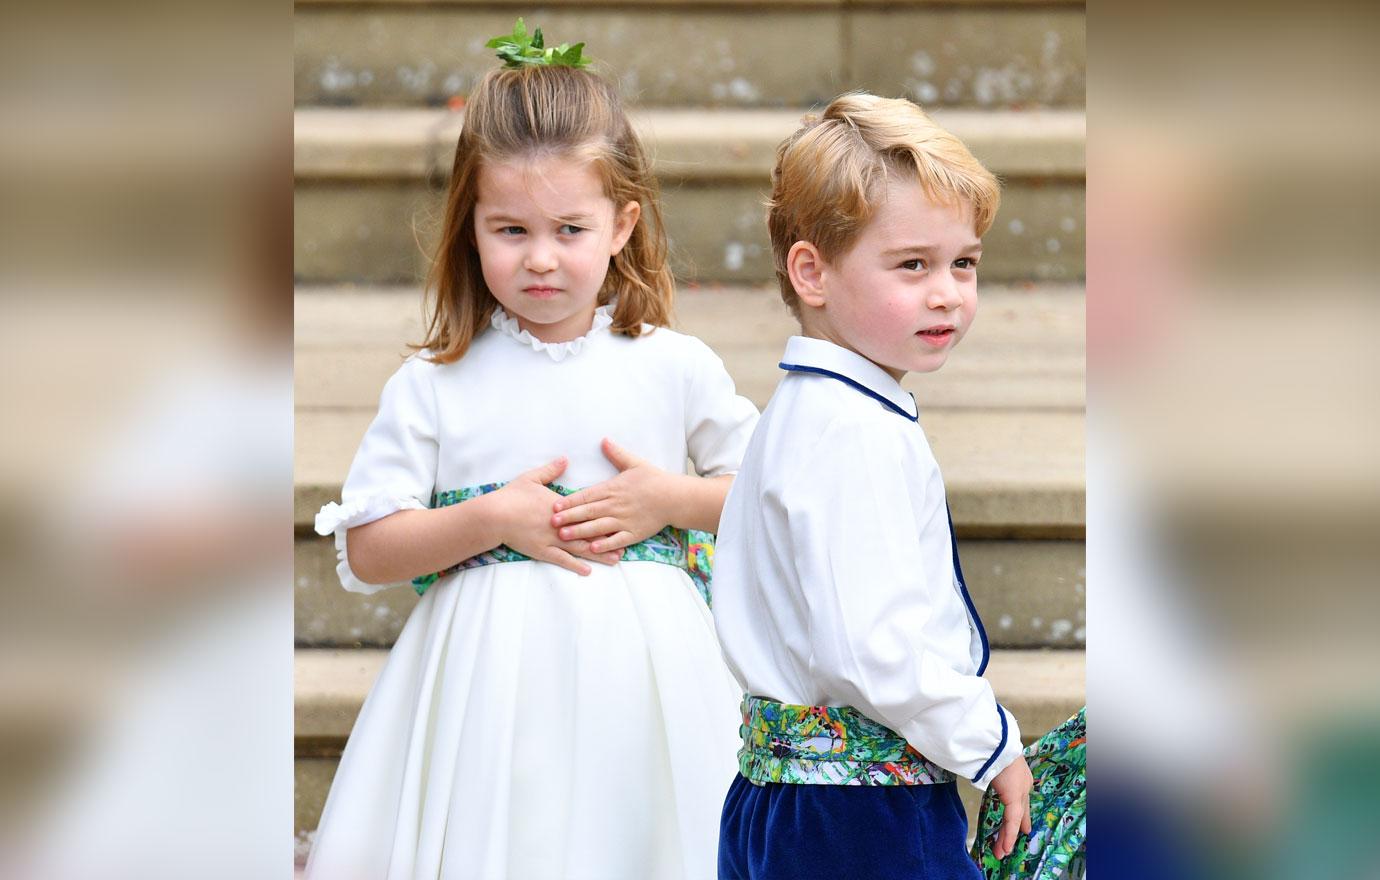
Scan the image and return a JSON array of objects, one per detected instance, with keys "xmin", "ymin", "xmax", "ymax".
[{"xmin": 738, "ymin": 695, "xmax": 956, "ymax": 786}]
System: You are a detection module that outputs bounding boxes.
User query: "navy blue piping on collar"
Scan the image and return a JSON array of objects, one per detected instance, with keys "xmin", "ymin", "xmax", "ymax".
[
  {"xmin": 947, "ymin": 504, "xmax": 992, "ymax": 676},
  {"xmin": 778, "ymin": 363, "xmax": 918, "ymax": 422},
  {"xmin": 972, "ymin": 702, "xmax": 1010, "ymax": 784}
]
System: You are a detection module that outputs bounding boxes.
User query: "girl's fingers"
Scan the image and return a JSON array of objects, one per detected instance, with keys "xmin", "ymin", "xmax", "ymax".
[
  {"xmin": 541, "ymin": 546, "xmax": 591, "ymax": 576},
  {"xmin": 568, "ymin": 542, "xmax": 623, "ymax": 566},
  {"xmin": 562, "ymin": 539, "xmax": 622, "ymax": 567},
  {"xmin": 552, "ymin": 489, "xmax": 585, "ymax": 513},
  {"xmin": 590, "ymin": 530, "xmax": 636, "ymax": 554},
  {"xmin": 553, "ymin": 485, "xmax": 608, "ymax": 514},
  {"xmin": 558, "ymin": 516, "xmax": 620, "ymax": 541},
  {"xmin": 601, "ymin": 437, "xmax": 642, "ymax": 471},
  {"xmin": 552, "ymin": 498, "xmax": 608, "ymax": 526},
  {"xmin": 562, "ymin": 537, "xmax": 599, "ymax": 556},
  {"xmin": 524, "ymin": 456, "xmax": 568, "ymax": 487}
]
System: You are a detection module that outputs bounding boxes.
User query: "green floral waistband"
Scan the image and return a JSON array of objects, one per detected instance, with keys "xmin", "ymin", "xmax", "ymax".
[
  {"xmin": 411, "ymin": 481, "xmax": 714, "ymax": 605},
  {"xmin": 738, "ymin": 695, "xmax": 955, "ymax": 786}
]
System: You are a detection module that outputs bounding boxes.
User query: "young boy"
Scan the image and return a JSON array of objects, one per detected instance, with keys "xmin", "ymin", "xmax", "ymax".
[{"xmin": 713, "ymin": 93, "xmax": 1034, "ymax": 879}]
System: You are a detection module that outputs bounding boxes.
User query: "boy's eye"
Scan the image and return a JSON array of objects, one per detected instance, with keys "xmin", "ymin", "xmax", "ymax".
[
  {"xmin": 954, "ymin": 257, "xmax": 979, "ymax": 270},
  {"xmin": 900, "ymin": 258, "xmax": 925, "ymax": 271},
  {"xmin": 558, "ymin": 223, "xmax": 585, "ymax": 235}
]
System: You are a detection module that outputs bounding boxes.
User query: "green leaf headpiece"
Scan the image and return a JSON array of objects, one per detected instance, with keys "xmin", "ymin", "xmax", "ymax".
[{"xmin": 485, "ymin": 18, "xmax": 592, "ymax": 69}]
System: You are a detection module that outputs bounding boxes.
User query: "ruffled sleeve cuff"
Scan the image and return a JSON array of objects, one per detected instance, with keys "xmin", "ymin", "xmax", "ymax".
[{"xmin": 315, "ymin": 495, "xmax": 426, "ymax": 594}]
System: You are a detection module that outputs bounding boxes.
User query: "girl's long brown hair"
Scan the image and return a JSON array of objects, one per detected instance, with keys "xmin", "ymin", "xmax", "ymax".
[{"xmin": 415, "ymin": 65, "xmax": 674, "ymax": 364}]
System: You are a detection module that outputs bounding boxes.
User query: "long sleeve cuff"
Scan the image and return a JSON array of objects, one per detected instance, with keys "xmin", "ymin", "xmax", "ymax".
[{"xmin": 971, "ymin": 703, "xmax": 1024, "ymax": 791}]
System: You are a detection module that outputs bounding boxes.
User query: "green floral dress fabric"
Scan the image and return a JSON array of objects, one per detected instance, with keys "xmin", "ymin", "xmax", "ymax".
[
  {"xmin": 971, "ymin": 707, "xmax": 1086, "ymax": 880},
  {"xmin": 738, "ymin": 695, "xmax": 955, "ymax": 786},
  {"xmin": 410, "ymin": 481, "xmax": 715, "ymax": 604},
  {"xmin": 685, "ymin": 532, "xmax": 714, "ymax": 607}
]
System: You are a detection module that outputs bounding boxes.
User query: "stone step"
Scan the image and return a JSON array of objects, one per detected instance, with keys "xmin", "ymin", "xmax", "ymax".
[
  {"xmin": 295, "ymin": 534, "xmax": 1084, "ymax": 649},
  {"xmin": 295, "ymin": 2, "xmax": 1085, "ymax": 110},
  {"xmin": 295, "ymin": 285, "xmax": 1086, "ymax": 411},
  {"xmin": 294, "ymin": 647, "xmax": 1085, "ymax": 841},
  {"xmin": 294, "ymin": 107, "xmax": 1085, "ymax": 284},
  {"xmin": 293, "ymin": 284, "xmax": 1085, "ymax": 536},
  {"xmin": 296, "ymin": 107, "xmax": 1085, "ymax": 180},
  {"xmin": 295, "ymin": 408, "xmax": 1083, "ymax": 536}
]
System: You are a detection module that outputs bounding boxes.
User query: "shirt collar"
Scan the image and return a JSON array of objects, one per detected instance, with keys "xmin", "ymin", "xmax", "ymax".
[{"xmin": 779, "ymin": 336, "xmax": 918, "ymax": 421}]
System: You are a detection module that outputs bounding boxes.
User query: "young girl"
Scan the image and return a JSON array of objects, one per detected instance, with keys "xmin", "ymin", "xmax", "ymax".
[{"xmin": 306, "ymin": 35, "xmax": 758, "ymax": 880}]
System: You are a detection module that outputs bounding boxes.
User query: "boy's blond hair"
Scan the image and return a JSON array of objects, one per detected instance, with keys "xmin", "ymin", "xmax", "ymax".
[{"xmin": 767, "ymin": 93, "xmax": 1000, "ymax": 318}]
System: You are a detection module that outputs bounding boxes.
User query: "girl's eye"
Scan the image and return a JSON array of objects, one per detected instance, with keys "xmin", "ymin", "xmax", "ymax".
[
  {"xmin": 559, "ymin": 224, "xmax": 585, "ymax": 235},
  {"xmin": 500, "ymin": 226, "xmax": 525, "ymax": 236},
  {"xmin": 901, "ymin": 259, "xmax": 925, "ymax": 271}
]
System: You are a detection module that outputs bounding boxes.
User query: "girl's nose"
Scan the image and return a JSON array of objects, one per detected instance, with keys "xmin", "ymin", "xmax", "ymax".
[{"xmin": 524, "ymin": 241, "xmax": 557, "ymax": 273}]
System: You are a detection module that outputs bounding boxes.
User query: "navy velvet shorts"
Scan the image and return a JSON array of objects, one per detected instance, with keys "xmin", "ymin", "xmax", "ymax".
[{"xmin": 718, "ymin": 774, "xmax": 983, "ymax": 880}]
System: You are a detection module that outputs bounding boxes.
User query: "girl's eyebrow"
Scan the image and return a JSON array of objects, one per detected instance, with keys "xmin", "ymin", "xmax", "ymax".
[{"xmin": 479, "ymin": 211, "xmax": 596, "ymax": 224}]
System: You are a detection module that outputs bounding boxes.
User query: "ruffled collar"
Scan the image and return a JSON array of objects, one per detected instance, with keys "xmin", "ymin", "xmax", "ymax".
[{"xmin": 489, "ymin": 304, "xmax": 615, "ymax": 362}]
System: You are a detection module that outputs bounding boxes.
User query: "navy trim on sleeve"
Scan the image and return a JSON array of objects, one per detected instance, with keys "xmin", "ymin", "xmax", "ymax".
[
  {"xmin": 972, "ymin": 702, "xmax": 1010, "ymax": 784},
  {"xmin": 778, "ymin": 363, "xmax": 918, "ymax": 422},
  {"xmin": 947, "ymin": 504, "xmax": 992, "ymax": 676}
]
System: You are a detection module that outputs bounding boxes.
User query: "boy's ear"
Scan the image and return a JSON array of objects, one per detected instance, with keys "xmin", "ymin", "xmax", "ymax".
[
  {"xmin": 787, "ymin": 241, "xmax": 827, "ymax": 308},
  {"xmin": 609, "ymin": 200, "xmax": 641, "ymax": 255}
]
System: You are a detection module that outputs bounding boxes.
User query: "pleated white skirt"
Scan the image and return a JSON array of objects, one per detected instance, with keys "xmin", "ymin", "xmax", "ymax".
[{"xmin": 305, "ymin": 560, "xmax": 743, "ymax": 880}]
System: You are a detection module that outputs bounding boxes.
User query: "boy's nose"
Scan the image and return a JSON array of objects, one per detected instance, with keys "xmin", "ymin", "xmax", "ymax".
[{"xmin": 927, "ymin": 275, "xmax": 964, "ymax": 310}]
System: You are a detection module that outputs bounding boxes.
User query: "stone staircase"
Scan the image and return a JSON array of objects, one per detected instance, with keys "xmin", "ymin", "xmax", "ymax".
[
  {"xmin": 295, "ymin": 107, "xmax": 1085, "ymax": 285},
  {"xmin": 294, "ymin": 0, "xmax": 1085, "ymax": 858},
  {"xmin": 293, "ymin": 0, "xmax": 1085, "ymax": 110},
  {"xmin": 293, "ymin": 284, "xmax": 1087, "ymax": 842}
]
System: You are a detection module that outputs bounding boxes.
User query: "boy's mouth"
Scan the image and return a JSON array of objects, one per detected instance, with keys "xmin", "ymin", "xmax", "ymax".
[{"xmin": 917, "ymin": 325, "xmax": 956, "ymax": 346}]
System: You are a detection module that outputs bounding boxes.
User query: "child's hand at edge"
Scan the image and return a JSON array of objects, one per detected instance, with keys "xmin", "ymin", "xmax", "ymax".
[
  {"xmin": 549, "ymin": 438, "xmax": 681, "ymax": 554},
  {"xmin": 491, "ymin": 457, "xmax": 622, "ymax": 575},
  {"xmin": 988, "ymin": 756, "xmax": 1034, "ymax": 861}
]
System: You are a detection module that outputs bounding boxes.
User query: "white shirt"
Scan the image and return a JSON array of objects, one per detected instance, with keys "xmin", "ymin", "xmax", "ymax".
[
  {"xmin": 316, "ymin": 305, "xmax": 760, "ymax": 594},
  {"xmin": 713, "ymin": 336, "xmax": 1023, "ymax": 790}
]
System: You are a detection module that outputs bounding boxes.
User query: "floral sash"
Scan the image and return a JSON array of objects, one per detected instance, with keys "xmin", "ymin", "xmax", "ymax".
[{"xmin": 410, "ymin": 481, "xmax": 714, "ymax": 606}]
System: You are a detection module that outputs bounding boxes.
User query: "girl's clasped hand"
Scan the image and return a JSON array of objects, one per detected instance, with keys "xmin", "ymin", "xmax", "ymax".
[
  {"xmin": 484, "ymin": 455, "xmax": 621, "ymax": 576},
  {"xmin": 493, "ymin": 436, "xmax": 694, "ymax": 575},
  {"xmin": 552, "ymin": 437, "xmax": 681, "ymax": 555}
]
